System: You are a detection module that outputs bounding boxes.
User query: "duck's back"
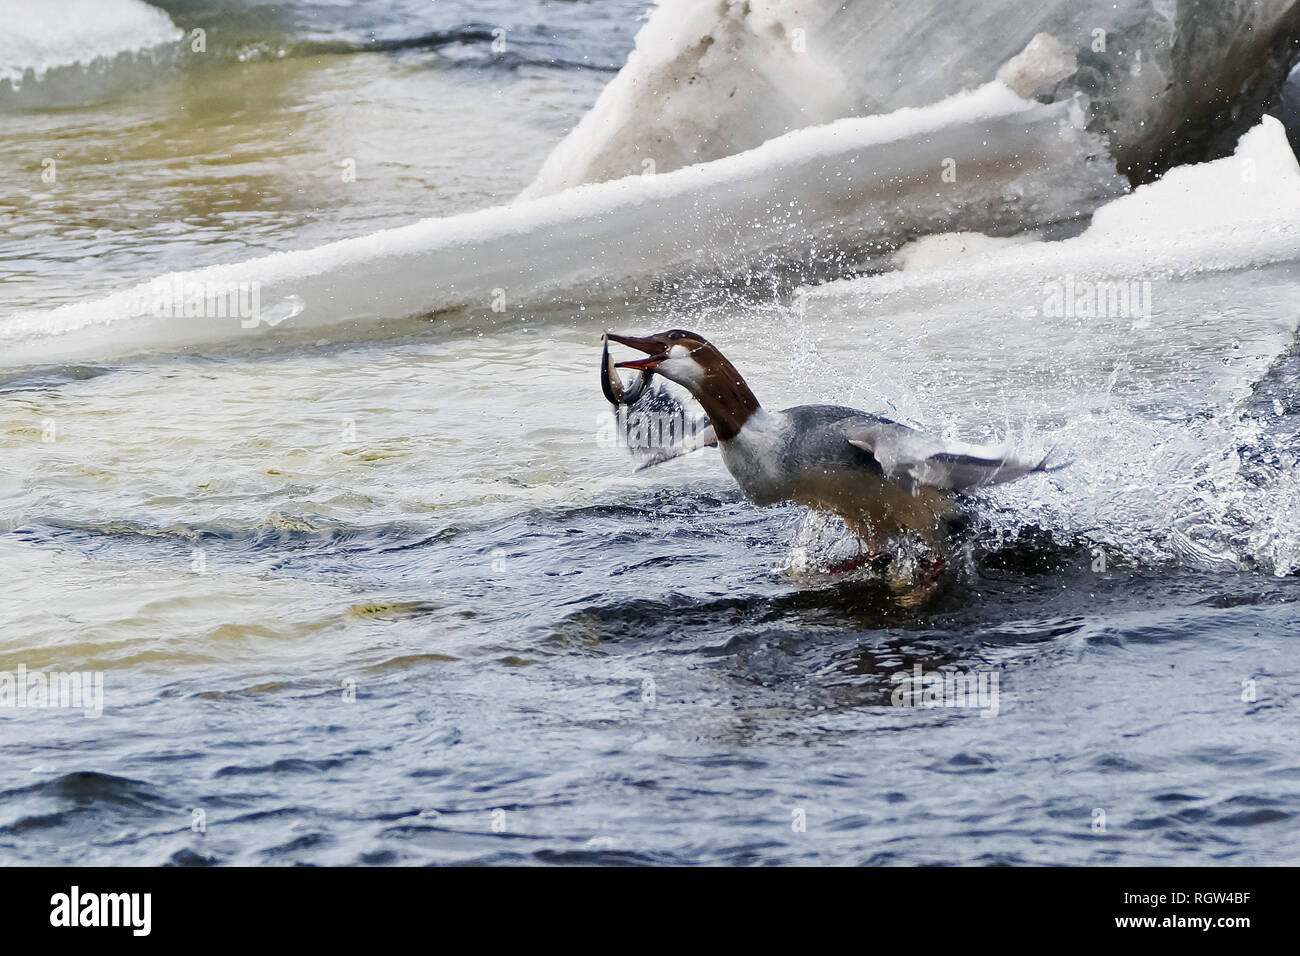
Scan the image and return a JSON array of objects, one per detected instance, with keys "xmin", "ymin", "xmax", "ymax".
[{"xmin": 778, "ymin": 404, "xmax": 899, "ymax": 475}]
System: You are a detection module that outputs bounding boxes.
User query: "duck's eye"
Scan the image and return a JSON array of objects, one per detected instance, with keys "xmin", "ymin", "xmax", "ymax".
[{"xmin": 669, "ymin": 331, "xmax": 683, "ymax": 340}]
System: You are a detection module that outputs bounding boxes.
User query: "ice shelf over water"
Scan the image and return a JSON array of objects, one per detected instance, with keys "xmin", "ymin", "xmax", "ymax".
[
  {"xmin": 524, "ymin": 0, "xmax": 1300, "ymax": 195},
  {"xmin": 1, "ymin": 83, "xmax": 1121, "ymax": 366}
]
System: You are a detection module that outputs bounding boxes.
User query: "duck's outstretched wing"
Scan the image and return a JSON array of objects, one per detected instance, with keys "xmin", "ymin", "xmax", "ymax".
[
  {"xmin": 843, "ymin": 419, "xmax": 1057, "ymax": 492},
  {"xmin": 633, "ymin": 422, "xmax": 718, "ymax": 471},
  {"xmin": 610, "ymin": 383, "xmax": 717, "ymax": 472}
]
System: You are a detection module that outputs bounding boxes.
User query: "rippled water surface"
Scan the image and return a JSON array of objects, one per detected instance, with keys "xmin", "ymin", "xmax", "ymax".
[{"xmin": 3, "ymin": 0, "xmax": 1300, "ymax": 866}]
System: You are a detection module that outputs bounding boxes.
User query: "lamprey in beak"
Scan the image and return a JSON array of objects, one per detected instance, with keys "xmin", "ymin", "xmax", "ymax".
[{"xmin": 601, "ymin": 333, "xmax": 654, "ymax": 406}]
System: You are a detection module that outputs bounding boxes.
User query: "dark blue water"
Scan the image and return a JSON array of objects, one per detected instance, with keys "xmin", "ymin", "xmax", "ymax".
[{"xmin": 6, "ymin": 467, "xmax": 1300, "ymax": 865}]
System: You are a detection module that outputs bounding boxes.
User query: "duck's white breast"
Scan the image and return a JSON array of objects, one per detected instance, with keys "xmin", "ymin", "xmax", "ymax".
[{"xmin": 717, "ymin": 409, "xmax": 791, "ymax": 505}]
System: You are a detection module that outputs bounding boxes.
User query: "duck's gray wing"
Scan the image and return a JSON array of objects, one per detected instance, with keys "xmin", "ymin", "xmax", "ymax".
[
  {"xmin": 842, "ymin": 418, "xmax": 1053, "ymax": 491},
  {"xmin": 613, "ymin": 384, "xmax": 717, "ymax": 472},
  {"xmin": 633, "ymin": 422, "xmax": 717, "ymax": 471}
]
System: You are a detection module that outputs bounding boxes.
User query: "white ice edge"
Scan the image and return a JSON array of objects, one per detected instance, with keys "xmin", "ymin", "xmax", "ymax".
[
  {"xmin": 803, "ymin": 117, "xmax": 1300, "ymax": 305},
  {"xmin": 0, "ymin": 0, "xmax": 182, "ymax": 84}
]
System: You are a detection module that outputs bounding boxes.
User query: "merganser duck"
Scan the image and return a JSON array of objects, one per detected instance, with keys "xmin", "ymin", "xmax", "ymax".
[{"xmin": 603, "ymin": 329, "xmax": 1055, "ymax": 550}]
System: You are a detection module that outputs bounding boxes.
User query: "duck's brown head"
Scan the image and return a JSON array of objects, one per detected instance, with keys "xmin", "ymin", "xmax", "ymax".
[{"xmin": 604, "ymin": 329, "xmax": 760, "ymax": 440}]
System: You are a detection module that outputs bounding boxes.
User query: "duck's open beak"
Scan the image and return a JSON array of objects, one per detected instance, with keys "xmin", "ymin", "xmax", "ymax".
[{"xmin": 605, "ymin": 331, "xmax": 668, "ymax": 371}]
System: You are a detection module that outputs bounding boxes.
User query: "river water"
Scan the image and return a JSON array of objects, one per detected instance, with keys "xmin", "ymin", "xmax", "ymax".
[{"xmin": 2, "ymin": 0, "xmax": 1299, "ymax": 866}]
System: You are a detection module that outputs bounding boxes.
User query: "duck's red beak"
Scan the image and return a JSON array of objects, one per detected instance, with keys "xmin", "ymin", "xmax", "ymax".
[{"xmin": 605, "ymin": 332, "xmax": 668, "ymax": 371}]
